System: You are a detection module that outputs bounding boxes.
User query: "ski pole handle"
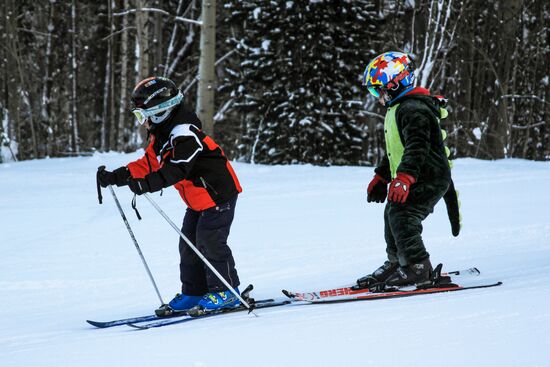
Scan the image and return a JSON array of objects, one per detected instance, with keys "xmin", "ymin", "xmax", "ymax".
[{"xmin": 97, "ymin": 165, "xmax": 106, "ymax": 204}]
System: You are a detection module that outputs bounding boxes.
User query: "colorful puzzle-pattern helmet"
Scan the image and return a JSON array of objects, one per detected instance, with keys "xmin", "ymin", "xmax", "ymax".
[{"xmin": 363, "ymin": 51, "xmax": 415, "ymax": 103}]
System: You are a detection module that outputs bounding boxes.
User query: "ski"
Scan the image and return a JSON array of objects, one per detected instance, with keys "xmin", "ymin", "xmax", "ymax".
[
  {"xmin": 87, "ymin": 284, "xmax": 257, "ymax": 328},
  {"xmin": 88, "ymin": 267, "xmax": 489, "ymax": 329},
  {"xmin": 86, "ymin": 311, "xmax": 187, "ymax": 329},
  {"xmin": 283, "ymin": 281, "xmax": 502, "ymax": 304},
  {"xmin": 286, "ymin": 266, "xmax": 481, "ymax": 302},
  {"xmin": 127, "ymin": 298, "xmax": 291, "ymax": 330},
  {"xmin": 126, "ymin": 279, "xmax": 502, "ymax": 330}
]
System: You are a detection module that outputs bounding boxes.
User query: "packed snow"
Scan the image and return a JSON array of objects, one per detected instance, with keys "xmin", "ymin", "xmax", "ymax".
[{"xmin": 1, "ymin": 153, "xmax": 549, "ymax": 366}]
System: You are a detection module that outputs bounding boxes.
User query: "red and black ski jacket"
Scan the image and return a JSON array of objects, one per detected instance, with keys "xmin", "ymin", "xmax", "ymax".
[{"xmin": 127, "ymin": 104, "xmax": 242, "ymax": 211}]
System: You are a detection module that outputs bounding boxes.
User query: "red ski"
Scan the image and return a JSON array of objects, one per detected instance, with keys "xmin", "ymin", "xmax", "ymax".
[
  {"xmin": 285, "ymin": 266, "xmax": 481, "ymax": 302},
  {"xmin": 283, "ymin": 281, "xmax": 502, "ymax": 304}
]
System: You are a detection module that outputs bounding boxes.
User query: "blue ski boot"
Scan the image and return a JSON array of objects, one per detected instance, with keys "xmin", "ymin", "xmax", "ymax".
[
  {"xmin": 169, "ymin": 293, "xmax": 203, "ymax": 311},
  {"xmin": 155, "ymin": 293, "xmax": 202, "ymax": 317},
  {"xmin": 188, "ymin": 288, "xmax": 241, "ymax": 316}
]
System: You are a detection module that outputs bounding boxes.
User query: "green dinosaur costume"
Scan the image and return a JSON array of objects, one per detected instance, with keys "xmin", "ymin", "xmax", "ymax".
[{"xmin": 375, "ymin": 92, "xmax": 459, "ymax": 266}]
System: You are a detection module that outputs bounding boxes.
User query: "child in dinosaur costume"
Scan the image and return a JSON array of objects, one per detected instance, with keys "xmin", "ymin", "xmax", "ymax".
[{"xmin": 357, "ymin": 51, "xmax": 461, "ymax": 288}]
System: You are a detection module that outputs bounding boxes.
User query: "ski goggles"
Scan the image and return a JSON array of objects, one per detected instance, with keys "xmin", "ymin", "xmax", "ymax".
[
  {"xmin": 367, "ymin": 86, "xmax": 383, "ymax": 98},
  {"xmin": 367, "ymin": 82, "xmax": 400, "ymax": 99},
  {"xmin": 132, "ymin": 91, "xmax": 184, "ymax": 125}
]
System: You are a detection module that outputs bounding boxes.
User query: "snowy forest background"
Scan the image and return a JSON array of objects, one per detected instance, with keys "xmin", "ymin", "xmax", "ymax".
[{"xmin": 0, "ymin": 0, "xmax": 548, "ymax": 165}]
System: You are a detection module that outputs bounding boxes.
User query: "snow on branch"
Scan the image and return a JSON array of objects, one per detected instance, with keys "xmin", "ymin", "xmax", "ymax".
[
  {"xmin": 114, "ymin": 8, "xmax": 202, "ymax": 26},
  {"xmin": 358, "ymin": 110, "xmax": 385, "ymax": 121},
  {"xmin": 416, "ymin": 0, "xmax": 456, "ymax": 88},
  {"xmin": 500, "ymin": 94, "xmax": 550, "ymax": 106},
  {"xmin": 214, "ymin": 99, "xmax": 234, "ymax": 122},
  {"xmin": 511, "ymin": 122, "xmax": 546, "ymax": 130},
  {"xmin": 164, "ymin": 0, "xmax": 186, "ymax": 78}
]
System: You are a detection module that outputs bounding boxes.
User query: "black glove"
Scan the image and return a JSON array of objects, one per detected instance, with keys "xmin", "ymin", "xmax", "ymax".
[
  {"xmin": 97, "ymin": 167, "xmax": 130, "ymax": 188},
  {"xmin": 128, "ymin": 178, "xmax": 152, "ymax": 195},
  {"xmin": 367, "ymin": 174, "xmax": 388, "ymax": 203}
]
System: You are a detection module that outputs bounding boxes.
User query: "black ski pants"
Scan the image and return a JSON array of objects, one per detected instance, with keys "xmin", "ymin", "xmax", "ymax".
[
  {"xmin": 179, "ymin": 195, "xmax": 240, "ymax": 295},
  {"xmin": 384, "ymin": 179, "xmax": 449, "ymax": 266}
]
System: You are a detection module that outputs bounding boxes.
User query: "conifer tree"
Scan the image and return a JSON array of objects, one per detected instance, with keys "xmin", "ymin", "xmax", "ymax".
[{"xmin": 221, "ymin": 0, "xmax": 380, "ymax": 165}]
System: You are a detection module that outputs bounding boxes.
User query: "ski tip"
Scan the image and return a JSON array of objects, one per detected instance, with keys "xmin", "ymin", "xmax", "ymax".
[
  {"xmin": 281, "ymin": 290, "xmax": 294, "ymax": 299},
  {"xmin": 127, "ymin": 323, "xmax": 148, "ymax": 330},
  {"xmin": 86, "ymin": 320, "xmax": 107, "ymax": 328}
]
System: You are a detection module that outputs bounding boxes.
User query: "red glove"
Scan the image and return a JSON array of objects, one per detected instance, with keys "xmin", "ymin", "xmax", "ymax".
[{"xmin": 388, "ymin": 172, "xmax": 416, "ymax": 204}]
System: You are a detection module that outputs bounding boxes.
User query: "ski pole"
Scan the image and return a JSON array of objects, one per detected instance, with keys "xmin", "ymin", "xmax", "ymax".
[
  {"xmin": 97, "ymin": 166, "xmax": 166, "ymax": 307},
  {"xmin": 142, "ymin": 193, "xmax": 256, "ymax": 313}
]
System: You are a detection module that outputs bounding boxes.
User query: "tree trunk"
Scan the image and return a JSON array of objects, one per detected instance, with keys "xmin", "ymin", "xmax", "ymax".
[
  {"xmin": 152, "ymin": 0, "xmax": 163, "ymax": 75},
  {"xmin": 41, "ymin": 1, "xmax": 55, "ymax": 157},
  {"xmin": 197, "ymin": 0, "xmax": 216, "ymax": 136},
  {"xmin": 483, "ymin": 0, "xmax": 521, "ymax": 159},
  {"xmin": 117, "ymin": 0, "xmax": 129, "ymax": 149},
  {"xmin": 134, "ymin": 0, "xmax": 150, "ymax": 146},
  {"xmin": 2, "ymin": 0, "xmax": 11, "ymax": 161},
  {"xmin": 101, "ymin": 0, "xmax": 114, "ymax": 152},
  {"xmin": 70, "ymin": 0, "xmax": 80, "ymax": 153},
  {"xmin": 135, "ymin": 0, "xmax": 150, "ymax": 81},
  {"xmin": 4, "ymin": 0, "xmax": 37, "ymax": 159}
]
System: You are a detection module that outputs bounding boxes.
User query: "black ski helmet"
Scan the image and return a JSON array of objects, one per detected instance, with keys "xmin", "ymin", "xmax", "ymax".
[{"xmin": 131, "ymin": 76, "xmax": 183, "ymax": 125}]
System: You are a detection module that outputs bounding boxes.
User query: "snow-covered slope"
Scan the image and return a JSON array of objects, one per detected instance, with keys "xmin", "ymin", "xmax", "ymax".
[{"xmin": 1, "ymin": 154, "xmax": 549, "ymax": 366}]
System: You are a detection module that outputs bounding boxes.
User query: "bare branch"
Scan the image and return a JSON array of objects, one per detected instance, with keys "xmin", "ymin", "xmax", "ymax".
[
  {"xmin": 216, "ymin": 49, "xmax": 237, "ymax": 67},
  {"xmin": 163, "ymin": 0, "xmax": 186, "ymax": 77},
  {"xmin": 114, "ymin": 7, "xmax": 202, "ymax": 26},
  {"xmin": 101, "ymin": 26, "xmax": 136, "ymax": 41},
  {"xmin": 358, "ymin": 110, "xmax": 385, "ymax": 121},
  {"xmin": 500, "ymin": 94, "xmax": 550, "ymax": 106},
  {"xmin": 511, "ymin": 122, "xmax": 546, "ymax": 130},
  {"xmin": 16, "ymin": 27, "xmax": 57, "ymax": 38},
  {"xmin": 175, "ymin": 15, "xmax": 202, "ymax": 26},
  {"xmin": 183, "ymin": 50, "xmax": 238, "ymax": 94}
]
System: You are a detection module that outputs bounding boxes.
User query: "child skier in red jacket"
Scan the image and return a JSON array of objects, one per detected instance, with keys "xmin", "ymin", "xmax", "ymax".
[{"xmin": 98, "ymin": 77, "xmax": 243, "ymax": 314}]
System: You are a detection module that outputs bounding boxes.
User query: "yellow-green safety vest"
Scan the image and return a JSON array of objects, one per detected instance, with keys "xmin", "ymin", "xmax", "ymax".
[{"xmin": 384, "ymin": 103, "xmax": 451, "ymax": 179}]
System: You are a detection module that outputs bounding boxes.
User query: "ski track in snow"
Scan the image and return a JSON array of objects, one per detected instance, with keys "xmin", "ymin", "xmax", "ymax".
[{"xmin": 1, "ymin": 154, "xmax": 549, "ymax": 366}]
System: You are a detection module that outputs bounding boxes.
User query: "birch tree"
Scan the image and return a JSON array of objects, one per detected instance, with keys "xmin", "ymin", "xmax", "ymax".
[
  {"xmin": 40, "ymin": 1, "xmax": 55, "ymax": 156},
  {"xmin": 69, "ymin": 0, "xmax": 80, "ymax": 153},
  {"xmin": 414, "ymin": 0, "xmax": 459, "ymax": 90},
  {"xmin": 117, "ymin": 0, "xmax": 130, "ymax": 149},
  {"xmin": 196, "ymin": 0, "xmax": 216, "ymax": 136},
  {"xmin": 101, "ymin": 0, "xmax": 114, "ymax": 151}
]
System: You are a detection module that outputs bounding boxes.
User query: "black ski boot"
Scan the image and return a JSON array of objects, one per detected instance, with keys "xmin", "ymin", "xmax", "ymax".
[
  {"xmin": 354, "ymin": 260, "xmax": 399, "ymax": 289},
  {"xmin": 384, "ymin": 258, "xmax": 433, "ymax": 288}
]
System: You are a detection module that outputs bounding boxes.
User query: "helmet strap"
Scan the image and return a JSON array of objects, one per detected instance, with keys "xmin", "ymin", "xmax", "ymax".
[{"xmin": 386, "ymin": 85, "xmax": 416, "ymax": 107}]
